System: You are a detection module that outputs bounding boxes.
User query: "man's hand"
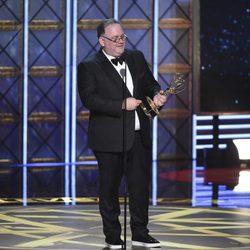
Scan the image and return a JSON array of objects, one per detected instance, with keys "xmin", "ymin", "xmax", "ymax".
[
  {"xmin": 122, "ymin": 97, "xmax": 142, "ymax": 110},
  {"xmin": 153, "ymin": 90, "xmax": 167, "ymax": 108}
]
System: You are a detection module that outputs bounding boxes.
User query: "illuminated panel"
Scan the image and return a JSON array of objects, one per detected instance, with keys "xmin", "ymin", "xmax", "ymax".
[
  {"xmin": 219, "ymin": 134, "xmax": 250, "ymax": 139},
  {"xmin": 192, "ymin": 115, "xmax": 197, "ymax": 206},
  {"xmin": 234, "ymin": 171, "xmax": 250, "ymax": 192},
  {"xmin": 71, "ymin": 0, "xmax": 78, "ymax": 205},
  {"xmin": 151, "ymin": 0, "xmax": 159, "ymax": 206},
  {"xmin": 233, "ymin": 139, "xmax": 250, "ymax": 160},
  {"xmin": 22, "ymin": 0, "xmax": 29, "ymax": 206},
  {"xmin": 219, "ymin": 124, "xmax": 250, "ymax": 129},
  {"xmin": 113, "ymin": 0, "xmax": 119, "ymax": 20},
  {"xmin": 193, "ymin": 114, "xmax": 250, "ymax": 206},
  {"xmin": 195, "ymin": 115, "xmax": 250, "ymax": 150},
  {"xmin": 64, "ymin": 0, "xmax": 72, "ymax": 205},
  {"xmin": 219, "ymin": 114, "xmax": 250, "ymax": 120}
]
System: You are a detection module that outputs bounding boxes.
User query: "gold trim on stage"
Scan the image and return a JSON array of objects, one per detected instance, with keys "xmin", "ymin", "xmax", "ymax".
[
  {"xmin": 158, "ymin": 63, "xmax": 191, "ymax": 74},
  {"xmin": 77, "ymin": 18, "xmax": 191, "ymax": 30},
  {"xmin": 29, "ymin": 66, "xmax": 62, "ymax": 77},
  {"xmin": 0, "ymin": 67, "xmax": 20, "ymax": 77},
  {"xmin": 159, "ymin": 18, "xmax": 192, "ymax": 29},
  {"xmin": 28, "ymin": 112, "xmax": 61, "ymax": 122},
  {"xmin": 77, "ymin": 111, "xmax": 90, "ymax": 121},
  {"xmin": 0, "ymin": 20, "xmax": 20, "ymax": 30},
  {"xmin": 29, "ymin": 20, "xmax": 63, "ymax": 30}
]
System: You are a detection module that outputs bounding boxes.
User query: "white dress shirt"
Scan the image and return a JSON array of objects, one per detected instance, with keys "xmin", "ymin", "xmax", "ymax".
[{"xmin": 102, "ymin": 50, "xmax": 141, "ymax": 130}]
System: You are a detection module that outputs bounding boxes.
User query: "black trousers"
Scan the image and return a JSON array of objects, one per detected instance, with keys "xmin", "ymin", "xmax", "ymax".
[{"xmin": 94, "ymin": 131, "xmax": 152, "ymax": 241}]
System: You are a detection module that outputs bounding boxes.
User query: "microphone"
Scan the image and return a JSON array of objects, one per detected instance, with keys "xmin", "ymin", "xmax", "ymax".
[{"xmin": 120, "ymin": 68, "xmax": 125, "ymax": 80}]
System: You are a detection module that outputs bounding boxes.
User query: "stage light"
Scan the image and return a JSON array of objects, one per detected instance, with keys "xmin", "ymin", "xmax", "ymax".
[
  {"xmin": 233, "ymin": 139, "xmax": 250, "ymax": 160},
  {"xmin": 234, "ymin": 171, "xmax": 250, "ymax": 192},
  {"xmin": 233, "ymin": 139, "xmax": 250, "ymax": 192}
]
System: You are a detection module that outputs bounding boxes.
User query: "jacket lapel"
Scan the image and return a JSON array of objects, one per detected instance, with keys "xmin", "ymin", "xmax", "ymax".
[{"xmin": 96, "ymin": 49, "xmax": 132, "ymax": 96}]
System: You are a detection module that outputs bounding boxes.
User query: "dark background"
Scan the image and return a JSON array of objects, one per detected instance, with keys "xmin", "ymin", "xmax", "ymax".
[{"xmin": 200, "ymin": 0, "xmax": 250, "ymax": 113}]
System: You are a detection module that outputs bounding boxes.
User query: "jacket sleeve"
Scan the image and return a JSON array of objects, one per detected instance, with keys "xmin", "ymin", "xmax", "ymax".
[{"xmin": 77, "ymin": 61, "xmax": 123, "ymax": 118}]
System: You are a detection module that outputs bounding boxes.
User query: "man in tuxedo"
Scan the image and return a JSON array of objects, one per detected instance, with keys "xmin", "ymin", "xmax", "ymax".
[{"xmin": 77, "ymin": 18, "xmax": 166, "ymax": 249}]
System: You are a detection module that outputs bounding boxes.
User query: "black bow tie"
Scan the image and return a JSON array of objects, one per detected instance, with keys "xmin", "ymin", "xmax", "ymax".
[{"xmin": 111, "ymin": 55, "xmax": 125, "ymax": 66}]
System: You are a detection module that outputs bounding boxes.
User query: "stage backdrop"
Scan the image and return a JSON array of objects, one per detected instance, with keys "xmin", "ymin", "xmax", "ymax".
[{"xmin": 0, "ymin": 0, "xmax": 192, "ymax": 204}]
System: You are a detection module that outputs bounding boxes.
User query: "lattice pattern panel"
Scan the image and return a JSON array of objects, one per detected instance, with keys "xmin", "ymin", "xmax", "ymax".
[
  {"xmin": 0, "ymin": 0, "xmax": 193, "ymax": 201},
  {"xmin": 25, "ymin": 0, "xmax": 66, "ymax": 197},
  {"xmin": 76, "ymin": 0, "xmax": 113, "ymax": 162},
  {"xmin": 75, "ymin": 1, "xmax": 114, "ymax": 198},
  {"xmin": 0, "ymin": 1, "xmax": 66, "ymax": 198},
  {"xmin": 0, "ymin": 1, "xmax": 23, "ymax": 198},
  {"xmin": 27, "ymin": 0, "xmax": 65, "ymax": 163},
  {"xmin": 157, "ymin": 0, "xmax": 192, "ymax": 160},
  {"xmin": 0, "ymin": 0, "xmax": 23, "ymax": 164}
]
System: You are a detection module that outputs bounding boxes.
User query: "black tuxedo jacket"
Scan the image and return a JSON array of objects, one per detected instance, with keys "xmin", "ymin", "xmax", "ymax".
[{"xmin": 77, "ymin": 48, "xmax": 161, "ymax": 152}]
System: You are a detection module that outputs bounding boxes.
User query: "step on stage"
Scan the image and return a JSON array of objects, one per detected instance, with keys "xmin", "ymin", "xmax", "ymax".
[{"xmin": 0, "ymin": 204, "xmax": 249, "ymax": 250}]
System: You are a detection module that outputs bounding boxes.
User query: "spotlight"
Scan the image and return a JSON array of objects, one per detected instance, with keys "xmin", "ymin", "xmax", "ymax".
[
  {"xmin": 233, "ymin": 139, "xmax": 250, "ymax": 192},
  {"xmin": 233, "ymin": 139, "xmax": 250, "ymax": 160}
]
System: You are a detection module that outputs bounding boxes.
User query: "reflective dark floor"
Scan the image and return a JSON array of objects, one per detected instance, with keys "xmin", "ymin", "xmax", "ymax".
[
  {"xmin": 0, "ymin": 204, "xmax": 250, "ymax": 249},
  {"xmin": 0, "ymin": 163, "xmax": 249, "ymax": 249},
  {"xmin": 193, "ymin": 166, "xmax": 250, "ymax": 208}
]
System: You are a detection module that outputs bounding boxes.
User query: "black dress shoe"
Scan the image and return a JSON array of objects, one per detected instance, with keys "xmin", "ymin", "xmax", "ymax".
[
  {"xmin": 105, "ymin": 238, "xmax": 124, "ymax": 249},
  {"xmin": 132, "ymin": 234, "xmax": 161, "ymax": 248}
]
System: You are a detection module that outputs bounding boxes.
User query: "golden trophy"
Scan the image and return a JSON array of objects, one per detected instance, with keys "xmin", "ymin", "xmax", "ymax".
[{"xmin": 140, "ymin": 73, "xmax": 187, "ymax": 119}]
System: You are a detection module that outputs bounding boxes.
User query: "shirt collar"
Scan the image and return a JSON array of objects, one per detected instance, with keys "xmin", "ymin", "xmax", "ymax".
[{"xmin": 102, "ymin": 49, "xmax": 116, "ymax": 62}]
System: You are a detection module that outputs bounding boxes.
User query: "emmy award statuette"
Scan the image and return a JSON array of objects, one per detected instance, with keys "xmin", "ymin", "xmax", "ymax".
[{"xmin": 140, "ymin": 73, "xmax": 187, "ymax": 119}]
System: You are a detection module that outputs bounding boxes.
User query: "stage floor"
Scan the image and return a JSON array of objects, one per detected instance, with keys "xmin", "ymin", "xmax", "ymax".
[{"xmin": 0, "ymin": 204, "xmax": 249, "ymax": 250}]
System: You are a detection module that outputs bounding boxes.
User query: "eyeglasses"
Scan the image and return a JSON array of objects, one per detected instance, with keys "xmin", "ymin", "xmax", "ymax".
[{"xmin": 102, "ymin": 34, "xmax": 127, "ymax": 43}]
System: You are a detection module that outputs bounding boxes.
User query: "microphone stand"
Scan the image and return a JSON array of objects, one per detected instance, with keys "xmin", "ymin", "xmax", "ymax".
[{"xmin": 120, "ymin": 63, "xmax": 127, "ymax": 250}]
